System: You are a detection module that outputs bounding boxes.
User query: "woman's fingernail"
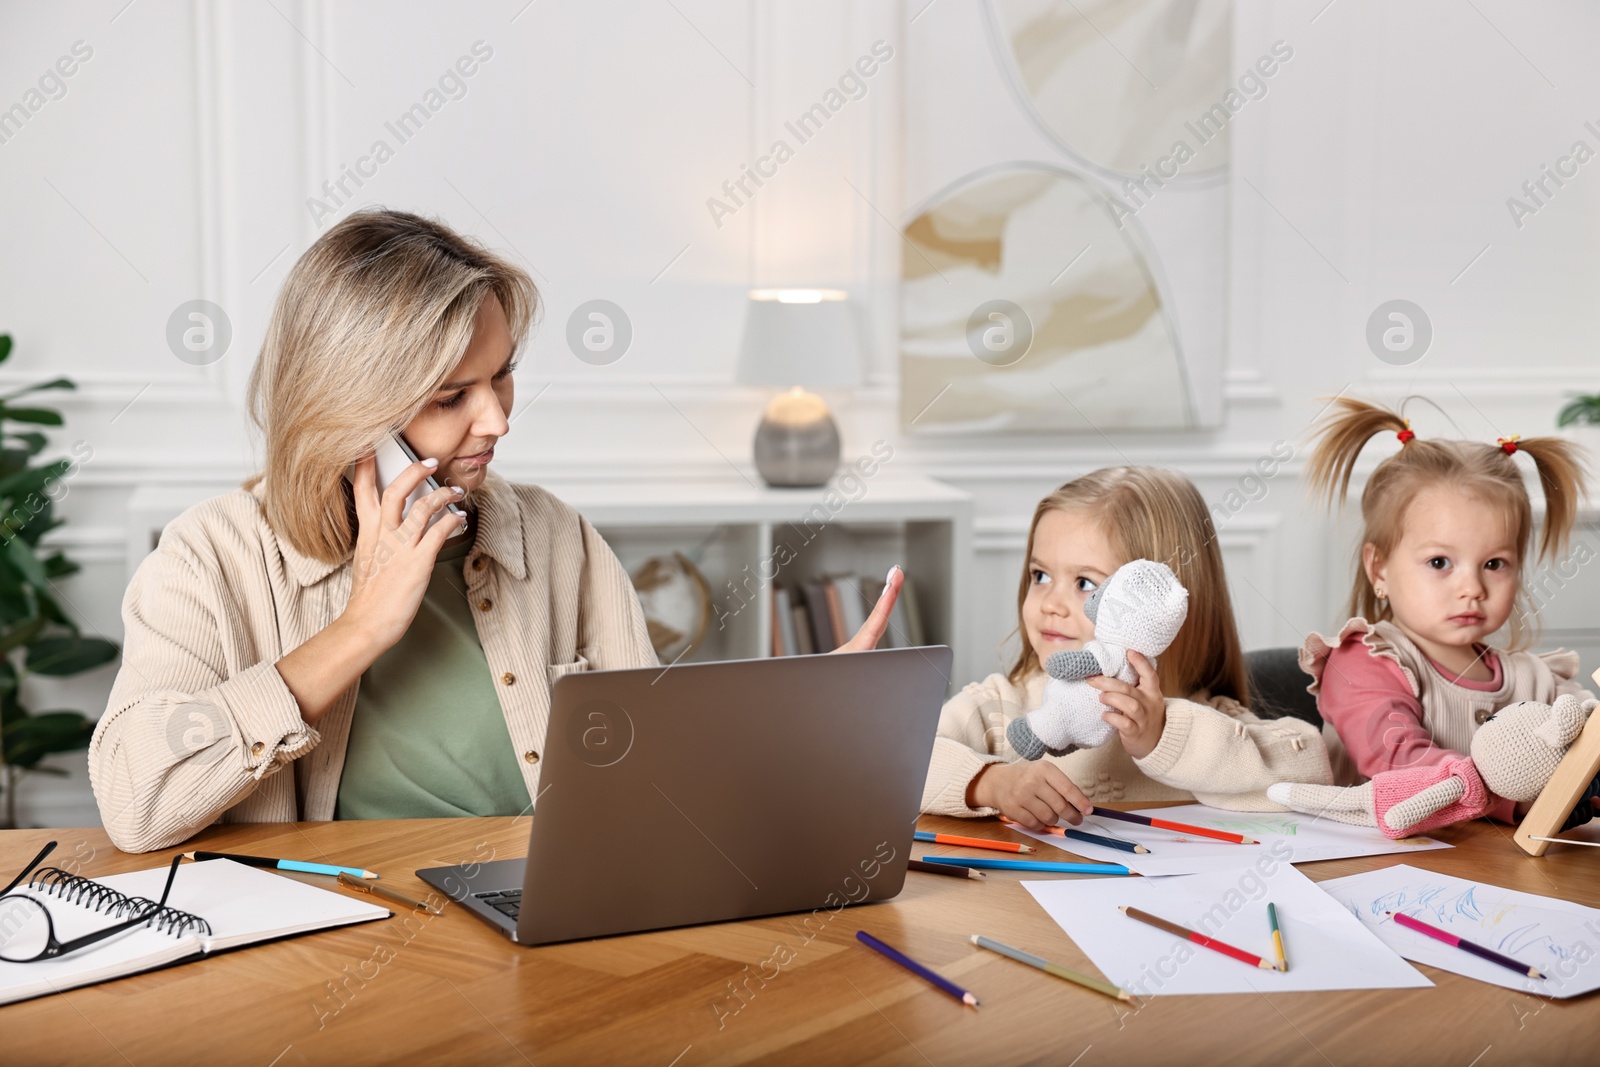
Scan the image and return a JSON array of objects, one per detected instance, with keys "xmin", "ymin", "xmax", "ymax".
[
  {"xmin": 452, "ymin": 485, "xmax": 465, "ymax": 496},
  {"xmin": 423, "ymin": 457, "xmax": 439, "ymax": 468},
  {"xmin": 886, "ymin": 564, "xmax": 900, "ymax": 584}
]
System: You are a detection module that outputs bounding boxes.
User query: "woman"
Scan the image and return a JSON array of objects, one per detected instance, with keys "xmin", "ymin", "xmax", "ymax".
[{"xmin": 89, "ymin": 209, "xmax": 900, "ymax": 853}]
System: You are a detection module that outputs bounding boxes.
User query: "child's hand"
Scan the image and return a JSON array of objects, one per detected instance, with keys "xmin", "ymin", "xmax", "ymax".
[
  {"xmin": 967, "ymin": 760, "xmax": 1093, "ymax": 830},
  {"xmin": 1087, "ymin": 650, "xmax": 1166, "ymax": 760}
]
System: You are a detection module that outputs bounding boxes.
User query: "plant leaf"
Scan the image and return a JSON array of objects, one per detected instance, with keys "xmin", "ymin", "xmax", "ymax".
[
  {"xmin": 0, "ymin": 616, "xmax": 46, "ymax": 655},
  {"xmin": 0, "ymin": 562, "xmax": 31, "ymax": 627},
  {"xmin": 0, "ymin": 458, "xmax": 70, "ymax": 501},
  {"xmin": 33, "ymin": 585, "xmax": 74, "ymax": 632},
  {"xmin": 2, "ymin": 711, "xmax": 94, "ymax": 767},
  {"xmin": 4, "ymin": 536, "xmax": 48, "ymax": 589},
  {"xmin": 0, "ymin": 335, "xmax": 10, "ymax": 365},
  {"xmin": 0, "ymin": 407, "xmax": 65, "ymax": 427},
  {"xmin": 4, "ymin": 432, "xmax": 48, "ymax": 456},
  {"xmin": 0, "ymin": 378, "xmax": 75, "ymax": 402},
  {"xmin": 23, "ymin": 635, "xmax": 119, "ymax": 676},
  {"xmin": 17, "ymin": 512, "xmax": 61, "ymax": 549}
]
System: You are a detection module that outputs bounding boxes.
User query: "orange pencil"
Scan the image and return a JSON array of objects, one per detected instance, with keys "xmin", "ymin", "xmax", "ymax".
[
  {"xmin": 913, "ymin": 831, "xmax": 1035, "ymax": 854},
  {"xmin": 1091, "ymin": 808, "xmax": 1259, "ymax": 845}
]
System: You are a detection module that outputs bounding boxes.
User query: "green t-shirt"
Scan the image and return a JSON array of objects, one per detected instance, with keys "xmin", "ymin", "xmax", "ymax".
[{"xmin": 335, "ymin": 531, "xmax": 533, "ymax": 819}]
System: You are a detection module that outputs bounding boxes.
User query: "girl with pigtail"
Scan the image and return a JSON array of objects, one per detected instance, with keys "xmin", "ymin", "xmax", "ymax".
[{"xmin": 1299, "ymin": 396, "xmax": 1597, "ymax": 826}]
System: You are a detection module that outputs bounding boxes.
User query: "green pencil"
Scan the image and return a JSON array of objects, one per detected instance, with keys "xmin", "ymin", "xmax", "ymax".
[
  {"xmin": 969, "ymin": 934, "xmax": 1136, "ymax": 1002},
  {"xmin": 1267, "ymin": 902, "xmax": 1287, "ymax": 972}
]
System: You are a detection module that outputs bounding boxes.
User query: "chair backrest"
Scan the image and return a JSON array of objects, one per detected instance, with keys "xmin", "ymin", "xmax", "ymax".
[{"xmin": 1245, "ymin": 647, "xmax": 1321, "ymax": 725}]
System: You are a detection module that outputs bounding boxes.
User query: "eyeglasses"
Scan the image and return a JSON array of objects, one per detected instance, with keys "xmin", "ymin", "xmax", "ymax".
[{"xmin": 0, "ymin": 841, "xmax": 186, "ymax": 963}]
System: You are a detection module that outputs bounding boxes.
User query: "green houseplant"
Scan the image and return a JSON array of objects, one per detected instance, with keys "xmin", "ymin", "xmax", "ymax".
[
  {"xmin": 0, "ymin": 332, "xmax": 119, "ymax": 829},
  {"xmin": 1556, "ymin": 393, "xmax": 1600, "ymax": 428}
]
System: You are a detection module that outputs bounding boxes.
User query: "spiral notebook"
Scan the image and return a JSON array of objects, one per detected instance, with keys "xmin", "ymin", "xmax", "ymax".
[{"xmin": 0, "ymin": 858, "xmax": 390, "ymax": 1006}]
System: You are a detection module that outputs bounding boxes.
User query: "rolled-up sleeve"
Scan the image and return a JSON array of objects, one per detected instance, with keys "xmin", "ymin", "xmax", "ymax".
[
  {"xmin": 88, "ymin": 541, "xmax": 316, "ymax": 853},
  {"xmin": 1135, "ymin": 696, "xmax": 1333, "ymax": 811},
  {"xmin": 920, "ymin": 681, "xmax": 1012, "ymax": 817}
]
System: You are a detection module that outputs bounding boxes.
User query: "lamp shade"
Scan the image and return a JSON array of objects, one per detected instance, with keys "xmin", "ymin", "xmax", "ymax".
[{"xmin": 734, "ymin": 289, "xmax": 864, "ymax": 388}]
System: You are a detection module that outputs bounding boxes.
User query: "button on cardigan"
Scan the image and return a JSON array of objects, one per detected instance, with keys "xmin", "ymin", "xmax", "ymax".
[{"xmin": 88, "ymin": 470, "xmax": 658, "ymax": 853}]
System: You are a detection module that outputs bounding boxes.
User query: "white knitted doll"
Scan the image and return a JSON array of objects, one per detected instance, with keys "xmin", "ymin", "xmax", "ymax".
[
  {"xmin": 1267, "ymin": 695, "xmax": 1598, "ymax": 838},
  {"xmin": 1006, "ymin": 559, "xmax": 1189, "ymax": 761}
]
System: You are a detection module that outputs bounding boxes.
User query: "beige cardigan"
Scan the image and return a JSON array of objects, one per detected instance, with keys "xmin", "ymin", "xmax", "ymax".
[
  {"xmin": 88, "ymin": 471, "xmax": 657, "ymax": 853},
  {"xmin": 921, "ymin": 670, "xmax": 1333, "ymax": 817}
]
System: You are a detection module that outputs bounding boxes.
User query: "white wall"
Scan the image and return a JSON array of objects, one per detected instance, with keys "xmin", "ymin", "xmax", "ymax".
[{"xmin": 4, "ymin": 0, "xmax": 1599, "ymax": 827}]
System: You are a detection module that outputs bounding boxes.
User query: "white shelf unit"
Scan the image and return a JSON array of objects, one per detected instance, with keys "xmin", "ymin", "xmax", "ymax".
[
  {"xmin": 540, "ymin": 476, "xmax": 974, "ymax": 690},
  {"xmin": 126, "ymin": 476, "xmax": 976, "ymax": 690}
]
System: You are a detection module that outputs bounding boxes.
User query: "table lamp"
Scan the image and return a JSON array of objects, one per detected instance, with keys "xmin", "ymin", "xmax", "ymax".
[{"xmin": 734, "ymin": 288, "xmax": 863, "ymax": 487}]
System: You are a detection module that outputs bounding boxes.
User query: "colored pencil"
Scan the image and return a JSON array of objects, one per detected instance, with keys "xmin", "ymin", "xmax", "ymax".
[
  {"xmin": 908, "ymin": 858, "xmax": 986, "ymax": 880},
  {"xmin": 920, "ymin": 855, "xmax": 1131, "ymax": 875},
  {"xmin": 1090, "ymin": 808, "xmax": 1259, "ymax": 845},
  {"xmin": 855, "ymin": 930, "xmax": 979, "ymax": 1007},
  {"xmin": 1387, "ymin": 911, "xmax": 1545, "ymax": 979},
  {"xmin": 969, "ymin": 934, "xmax": 1136, "ymax": 1002},
  {"xmin": 1267, "ymin": 902, "xmax": 1287, "ymax": 972},
  {"xmin": 1119, "ymin": 906, "xmax": 1276, "ymax": 970},
  {"xmin": 184, "ymin": 850, "xmax": 378, "ymax": 880},
  {"xmin": 1001, "ymin": 816, "xmax": 1150, "ymax": 854},
  {"xmin": 914, "ymin": 830, "xmax": 1035, "ymax": 853}
]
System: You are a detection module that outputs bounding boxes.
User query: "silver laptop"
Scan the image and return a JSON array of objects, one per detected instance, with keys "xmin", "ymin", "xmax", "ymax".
[{"xmin": 417, "ymin": 645, "xmax": 952, "ymax": 945}]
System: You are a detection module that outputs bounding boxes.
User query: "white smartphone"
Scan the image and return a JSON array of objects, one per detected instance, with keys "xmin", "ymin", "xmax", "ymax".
[{"xmin": 372, "ymin": 432, "xmax": 466, "ymax": 532}]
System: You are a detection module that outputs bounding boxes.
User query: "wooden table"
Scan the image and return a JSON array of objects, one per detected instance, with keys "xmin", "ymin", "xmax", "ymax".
[{"xmin": 4, "ymin": 811, "xmax": 1598, "ymax": 1066}]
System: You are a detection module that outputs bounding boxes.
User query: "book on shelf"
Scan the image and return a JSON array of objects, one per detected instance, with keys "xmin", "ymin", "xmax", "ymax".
[
  {"xmin": 823, "ymin": 582, "xmax": 847, "ymax": 647},
  {"xmin": 773, "ymin": 586, "xmax": 798, "ymax": 656},
  {"xmin": 836, "ymin": 575, "xmax": 869, "ymax": 640},
  {"xmin": 770, "ymin": 573, "xmax": 921, "ymax": 654},
  {"xmin": 0, "ymin": 858, "xmax": 389, "ymax": 1006},
  {"xmin": 769, "ymin": 586, "xmax": 782, "ymax": 657},
  {"xmin": 801, "ymin": 581, "xmax": 835, "ymax": 652},
  {"xmin": 791, "ymin": 601, "xmax": 815, "ymax": 655},
  {"xmin": 893, "ymin": 572, "xmax": 925, "ymax": 646}
]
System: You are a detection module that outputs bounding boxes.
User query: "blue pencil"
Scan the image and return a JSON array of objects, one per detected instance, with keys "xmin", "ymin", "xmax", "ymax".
[
  {"xmin": 918, "ymin": 855, "xmax": 1132, "ymax": 875},
  {"xmin": 184, "ymin": 850, "xmax": 378, "ymax": 879},
  {"xmin": 855, "ymin": 930, "xmax": 979, "ymax": 1007}
]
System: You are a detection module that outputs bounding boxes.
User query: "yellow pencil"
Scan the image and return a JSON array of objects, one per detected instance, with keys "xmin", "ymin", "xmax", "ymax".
[{"xmin": 1267, "ymin": 902, "xmax": 1287, "ymax": 972}]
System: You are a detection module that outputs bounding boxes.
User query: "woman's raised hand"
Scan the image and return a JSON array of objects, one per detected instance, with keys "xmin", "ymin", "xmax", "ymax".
[{"xmin": 344, "ymin": 453, "xmax": 465, "ymax": 653}]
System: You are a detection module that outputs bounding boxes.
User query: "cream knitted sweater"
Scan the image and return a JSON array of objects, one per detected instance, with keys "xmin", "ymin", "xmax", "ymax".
[{"xmin": 921, "ymin": 670, "xmax": 1333, "ymax": 817}]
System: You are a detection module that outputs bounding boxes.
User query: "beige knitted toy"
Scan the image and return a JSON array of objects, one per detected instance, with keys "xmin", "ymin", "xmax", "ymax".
[
  {"xmin": 1267, "ymin": 694, "xmax": 1596, "ymax": 838},
  {"xmin": 1007, "ymin": 559, "xmax": 1189, "ymax": 760}
]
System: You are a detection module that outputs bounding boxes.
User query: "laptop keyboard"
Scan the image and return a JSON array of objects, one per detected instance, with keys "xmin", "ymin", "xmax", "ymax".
[{"xmin": 475, "ymin": 889, "xmax": 522, "ymax": 920}]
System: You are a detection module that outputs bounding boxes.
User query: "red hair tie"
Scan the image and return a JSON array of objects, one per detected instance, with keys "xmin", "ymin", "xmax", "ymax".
[
  {"xmin": 1396, "ymin": 421, "xmax": 1415, "ymax": 444},
  {"xmin": 1498, "ymin": 435, "xmax": 1520, "ymax": 455}
]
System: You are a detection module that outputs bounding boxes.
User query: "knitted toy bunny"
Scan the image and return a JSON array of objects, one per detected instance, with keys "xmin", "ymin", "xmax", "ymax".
[
  {"xmin": 1267, "ymin": 694, "xmax": 1598, "ymax": 839},
  {"xmin": 1006, "ymin": 559, "xmax": 1189, "ymax": 761}
]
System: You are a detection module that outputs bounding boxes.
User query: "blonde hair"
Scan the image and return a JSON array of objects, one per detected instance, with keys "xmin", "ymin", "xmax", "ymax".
[
  {"xmin": 1305, "ymin": 396, "xmax": 1587, "ymax": 648},
  {"xmin": 244, "ymin": 209, "xmax": 539, "ymax": 563},
  {"xmin": 1006, "ymin": 467, "xmax": 1251, "ymax": 705}
]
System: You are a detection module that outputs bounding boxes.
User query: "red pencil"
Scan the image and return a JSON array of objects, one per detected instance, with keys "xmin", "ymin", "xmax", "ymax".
[
  {"xmin": 1119, "ymin": 906, "xmax": 1277, "ymax": 970},
  {"xmin": 914, "ymin": 830, "xmax": 1035, "ymax": 853},
  {"xmin": 1092, "ymin": 808, "xmax": 1259, "ymax": 845}
]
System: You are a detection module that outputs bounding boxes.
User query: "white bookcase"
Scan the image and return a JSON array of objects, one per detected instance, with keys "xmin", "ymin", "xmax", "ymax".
[
  {"xmin": 540, "ymin": 476, "xmax": 974, "ymax": 686},
  {"xmin": 126, "ymin": 475, "xmax": 976, "ymax": 691}
]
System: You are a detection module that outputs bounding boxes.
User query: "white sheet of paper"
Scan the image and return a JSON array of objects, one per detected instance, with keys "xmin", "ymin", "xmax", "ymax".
[
  {"xmin": 1015, "ymin": 804, "xmax": 1451, "ymax": 875},
  {"xmin": 1022, "ymin": 859, "xmax": 1430, "ymax": 995},
  {"xmin": 1317, "ymin": 864, "xmax": 1600, "ymax": 998}
]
